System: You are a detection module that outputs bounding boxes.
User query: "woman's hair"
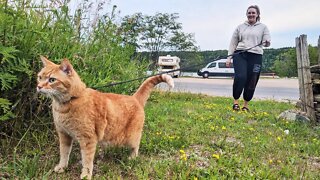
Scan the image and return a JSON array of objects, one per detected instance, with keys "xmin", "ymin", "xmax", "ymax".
[{"xmin": 247, "ymin": 5, "xmax": 260, "ymax": 22}]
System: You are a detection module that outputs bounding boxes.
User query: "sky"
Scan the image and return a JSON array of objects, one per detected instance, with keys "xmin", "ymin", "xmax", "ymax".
[{"xmin": 74, "ymin": 0, "xmax": 320, "ymax": 51}]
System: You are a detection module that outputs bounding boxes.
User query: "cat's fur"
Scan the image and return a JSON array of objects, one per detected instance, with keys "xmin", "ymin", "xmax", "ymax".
[{"xmin": 36, "ymin": 56, "xmax": 174, "ymax": 179}]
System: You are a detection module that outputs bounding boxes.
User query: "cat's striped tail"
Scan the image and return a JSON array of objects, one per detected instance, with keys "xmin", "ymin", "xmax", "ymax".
[{"xmin": 133, "ymin": 74, "xmax": 174, "ymax": 107}]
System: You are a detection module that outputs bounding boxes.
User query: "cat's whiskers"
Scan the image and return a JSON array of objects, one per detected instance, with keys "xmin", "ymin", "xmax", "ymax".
[
  {"xmin": 41, "ymin": 89, "xmax": 70, "ymax": 103},
  {"xmin": 52, "ymin": 91, "xmax": 73, "ymax": 104}
]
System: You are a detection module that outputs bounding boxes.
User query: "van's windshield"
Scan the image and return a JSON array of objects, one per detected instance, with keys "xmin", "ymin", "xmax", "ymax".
[{"xmin": 208, "ymin": 63, "xmax": 216, "ymax": 68}]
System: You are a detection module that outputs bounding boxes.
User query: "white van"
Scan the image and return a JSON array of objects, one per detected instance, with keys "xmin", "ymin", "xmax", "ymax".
[
  {"xmin": 157, "ymin": 55, "xmax": 180, "ymax": 78},
  {"xmin": 197, "ymin": 59, "xmax": 234, "ymax": 78}
]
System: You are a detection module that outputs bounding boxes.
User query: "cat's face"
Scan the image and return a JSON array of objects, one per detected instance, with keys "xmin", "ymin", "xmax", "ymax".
[{"xmin": 37, "ymin": 56, "xmax": 73, "ymax": 100}]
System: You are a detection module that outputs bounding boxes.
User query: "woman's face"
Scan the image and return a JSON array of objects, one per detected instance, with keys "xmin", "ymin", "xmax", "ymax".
[{"xmin": 246, "ymin": 8, "xmax": 258, "ymax": 24}]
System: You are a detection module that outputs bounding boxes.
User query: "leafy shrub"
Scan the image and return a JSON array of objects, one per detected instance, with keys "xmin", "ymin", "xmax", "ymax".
[{"xmin": 0, "ymin": 1, "xmax": 148, "ymax": 136}]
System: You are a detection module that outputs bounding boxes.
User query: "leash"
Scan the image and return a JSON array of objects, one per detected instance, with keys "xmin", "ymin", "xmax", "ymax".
[{"xmin": 92, "ymin": 42, "xmax": 264, "ymax": 90}]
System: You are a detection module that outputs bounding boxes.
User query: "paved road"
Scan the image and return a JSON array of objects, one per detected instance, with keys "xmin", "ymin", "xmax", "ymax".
[{"xmin": 158, "ymin": 77, "xmax": 299, "ymax": 101}]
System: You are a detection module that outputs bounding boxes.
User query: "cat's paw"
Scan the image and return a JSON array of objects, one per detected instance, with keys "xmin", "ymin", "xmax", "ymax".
[
  {"xmin": 128, "ymin": 150, "xmax": 138, "ymax": 160},
  {"xmin": 54, "ymin": 164, "xmax": 66, "ymax": 173},
  {"xmin": 80, "ymin": 171, "xmax": 92, "ymax": 180},
  {"xmin": 80, "ymin": 167, "xmax": 92, "ymax": 179},
  {"xmin": 128, "ymin": 154, "xmax": 137, "ymax": 160}
]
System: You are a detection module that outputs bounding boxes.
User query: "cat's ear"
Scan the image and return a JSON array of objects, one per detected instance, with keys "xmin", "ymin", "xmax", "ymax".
[
  {"xmin": 59, "ymin": 59, "xmax": 73, "ymax": 75},
  {"xmin": 40, "ymin": 55, "xmax": 55, "ymax": 67}
]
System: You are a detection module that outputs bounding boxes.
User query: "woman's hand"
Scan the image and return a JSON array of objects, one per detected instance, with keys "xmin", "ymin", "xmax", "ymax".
[{"xmin": 263, "ymin": 40, "xmax": 270, "ymax": 47}]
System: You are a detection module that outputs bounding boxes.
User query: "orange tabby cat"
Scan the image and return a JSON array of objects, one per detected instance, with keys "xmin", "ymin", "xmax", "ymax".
[{"xmin": 36, "ymin": 56, "xmax": 174, "ymax": 179}]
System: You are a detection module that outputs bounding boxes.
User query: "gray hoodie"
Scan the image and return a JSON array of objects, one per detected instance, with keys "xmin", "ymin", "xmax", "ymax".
[{"xmin": 228, "ymin": 21, "xmax": 271, "ymax": 55}]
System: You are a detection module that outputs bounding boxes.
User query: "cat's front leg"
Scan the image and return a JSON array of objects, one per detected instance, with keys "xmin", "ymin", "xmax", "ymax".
[
  {"xmin": 54, "ymin": 131, "xmax": 73, "ymax": 173},
  {"xmin": 79, "ymin": 139, "xmax": 97, "ymax": 180}
]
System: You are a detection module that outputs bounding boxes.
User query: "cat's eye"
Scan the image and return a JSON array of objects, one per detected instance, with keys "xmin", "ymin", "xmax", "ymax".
[{"xmin": 48, "ymin": 77, "xmax": 56, "ymax": 83}]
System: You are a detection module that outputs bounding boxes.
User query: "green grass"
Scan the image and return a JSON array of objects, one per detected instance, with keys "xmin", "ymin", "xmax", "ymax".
[{"xmin": 1, "ymin": 91, "xmax": 320, "ymax": 179}]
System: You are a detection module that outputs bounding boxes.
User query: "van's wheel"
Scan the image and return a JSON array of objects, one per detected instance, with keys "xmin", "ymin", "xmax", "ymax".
[{"xmin": 203, "ymin": 72, "xmax": 209, "ymax": 78}]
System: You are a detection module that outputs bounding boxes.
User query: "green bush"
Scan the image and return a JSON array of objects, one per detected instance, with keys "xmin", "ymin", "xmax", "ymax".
[{"xmin": 0, "ymin": 1, "xmax": 148, "ymax": 136}]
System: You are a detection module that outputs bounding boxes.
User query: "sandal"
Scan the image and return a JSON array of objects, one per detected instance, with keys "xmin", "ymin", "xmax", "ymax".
[
  {"xmin": 232, "ymin": 104, "xmax": 240, "ymax": 111},
  {"xmin": 241, "ymin": 107, "xmax": 250, "ymax": 112}
]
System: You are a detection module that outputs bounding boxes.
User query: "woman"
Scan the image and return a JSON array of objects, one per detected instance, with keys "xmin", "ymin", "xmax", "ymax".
[{"xmin": 226, "ymin": 5, "xmax": 271, "ymax": 111}]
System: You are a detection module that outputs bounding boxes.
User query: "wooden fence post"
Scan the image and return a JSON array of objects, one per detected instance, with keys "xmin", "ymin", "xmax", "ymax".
[
  {"xmin": 296, "ymin": 36, "xmax": 306, "ymax": 112},
  {"xmin": 318, "ymin": 35, "xmax": 320, "ymax": 64},
  {"xmin": 296, "ymin": 34, "xmax": 316, "ymax": 122}
]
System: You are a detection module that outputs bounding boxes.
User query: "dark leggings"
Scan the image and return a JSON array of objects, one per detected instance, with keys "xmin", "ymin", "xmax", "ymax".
[{"xmin": 232, "ymin": 51, "xmax": 262, "ymax": 101}]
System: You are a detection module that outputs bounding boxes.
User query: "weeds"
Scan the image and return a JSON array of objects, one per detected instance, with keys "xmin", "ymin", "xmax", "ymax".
[{"xmin": 0, "ymin": 0, "xmax": 148, "ymax": 142}]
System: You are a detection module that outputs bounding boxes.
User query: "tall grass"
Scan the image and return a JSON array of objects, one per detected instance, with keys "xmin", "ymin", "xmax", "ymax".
[{"xmin": 0, "ymin": 0, "xmax": 148, "ymax": 139}]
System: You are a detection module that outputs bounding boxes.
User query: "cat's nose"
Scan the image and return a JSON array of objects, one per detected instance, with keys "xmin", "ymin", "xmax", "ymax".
[{"xmin": 37, "ymin": 86, "xmax": 42, "ymax": 91}]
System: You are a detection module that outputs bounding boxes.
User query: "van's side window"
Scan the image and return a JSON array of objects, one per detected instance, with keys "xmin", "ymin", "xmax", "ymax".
[
  {"xmin": 208, "ymin": 63, "xmax": 216, "ymax": 68},
  {"xmin": 219, "ymin": 62, "xmax": 233, "ymax": 68}
]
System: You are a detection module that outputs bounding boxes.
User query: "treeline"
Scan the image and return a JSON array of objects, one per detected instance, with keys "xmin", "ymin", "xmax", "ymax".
[
  {"xmin": 141, "ymin": 45, "xmax": 319, "ymax": 77},
  {"xmin": 141, "ymin": 46, "xmax": 319, "ymax": 75}
]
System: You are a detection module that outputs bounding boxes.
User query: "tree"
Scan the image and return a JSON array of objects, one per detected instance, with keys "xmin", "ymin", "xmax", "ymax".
[
  {"xmin": 120, "ymin": 13, "xmax": 198, "ymax": 61},
  {"xmin": 119, "ymin": 13, "xmax": 144, "ymax": 49},
  {"xmin": 272, "ymin": 49, "xmax": 297, "ymax": 77},
  {"xmin": 272, "ymin": 45, "xmax": 319, "ymax": 78},
  {"xmin": 263, "ymin": 48, "xmax": 291, "ymax": 72},
  {"xmin": 309, "ymin": 45, "xmax": 319, "ymax": 66},
  {"xmin": 168, "ymin": 31, "xmax": 198, "ymax": 51}
]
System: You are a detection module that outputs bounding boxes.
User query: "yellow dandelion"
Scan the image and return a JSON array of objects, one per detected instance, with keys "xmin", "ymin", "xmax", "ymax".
[
  {"xmin": 277, "ymin": 136, "xmax": 281, "ymax": 141},
  {"xmin": 313, "ymin": 138, "xmax": 317, "ymax": 141},
  {"xmin": 277, "ymin": 160, "xmax": 282, "ymax": 163},
  {"xmin": 212, "ymin": 154, "xmax": 220, "ymax": 159},
  {"xmin": 230, "ymin": 117, "xmax": 235, "ymax": 121},
  {"xmin": 221, "ymin": 126, "xmax": 226, "ymax": 130},
  {"xmin": 269, "ymin": 159, "xmax": 273, "ymax": 164},
  {"xmin": 210, "ymin": 126, "xmax": 215, "ymax": 131},
  {"xmin": 179, "ymin": 149, "xmax": 187, "ymax": 161},
  {"xmin": 292, "ymin": 143, "xmax": 296, "ymax": 147},
  {"xmin": 249, "ymin": 127, "xmax": 254, "ymax": 131},
  {"xmin": 180, "ymin": 154, "xmax": 187, "ymax": 161}
]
